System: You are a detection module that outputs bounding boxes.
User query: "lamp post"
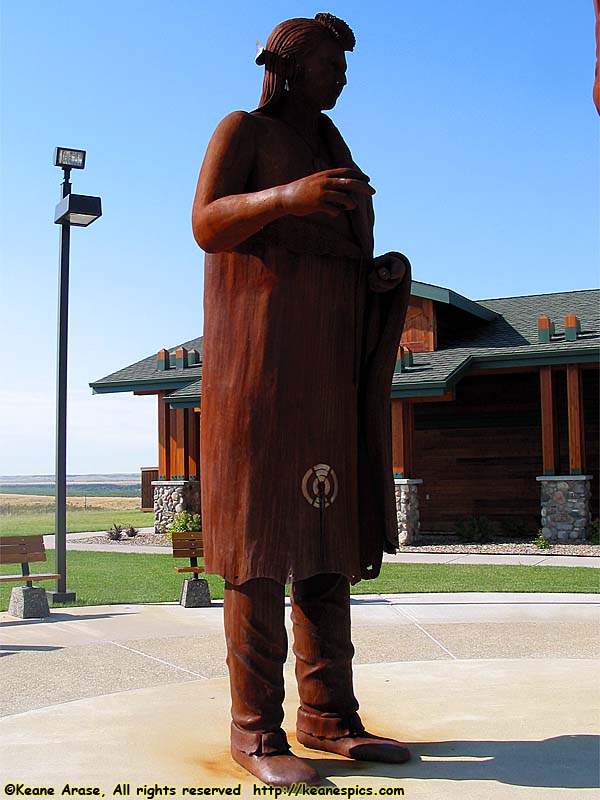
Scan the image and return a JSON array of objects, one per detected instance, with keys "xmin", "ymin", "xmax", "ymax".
[{"xmin": 48, "ymin": 147, "xmax": 102, "ymax": 605}]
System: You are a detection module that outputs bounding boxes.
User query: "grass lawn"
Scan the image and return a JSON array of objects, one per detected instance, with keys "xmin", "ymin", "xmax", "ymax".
[
  {"xmin": 0, "ymin": 509, "xmax": 152, "ymax": 536},
  {"xmin": 0, "ymin": 551, "xmax": 597, "ymax": 610}
]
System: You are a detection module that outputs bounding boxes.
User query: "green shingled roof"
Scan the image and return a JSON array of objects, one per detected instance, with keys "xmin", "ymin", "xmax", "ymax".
[
  {"xmin": 392, "ymin": 288, "xmax": 599, "ymax": 397},
  {"xmin": 163, "ymin": 379, "xmax": 203, "ymax": 407},
  {"xmin": 90, "ymin": 286, "xmax": 599, "ymax": 407},
  {"xmin": 90, "ymin": 336, "xmax": 204, "ymax": 394}
]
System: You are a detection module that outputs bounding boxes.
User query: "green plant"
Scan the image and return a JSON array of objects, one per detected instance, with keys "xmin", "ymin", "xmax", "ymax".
[
  {"xmin": 588, "ymin": 518, "xmax": 600, "ymax": 546},
  {"xmin": 125, "ymin": 526, "xmax": 139, "ymax": 538},
  {"xmin": 107, "ymin": 523, "xmax": 123, "ymax": 541},
  {"xmin": 455, "ymin": 515, "xmax": 496, "ymax": 543},
  {"xmin": 534, "ymin": 529, "xmax": 551, "ymax": 550},
  {"xmin": 165, "ymin": 511, "xmax": 202, "ymax": 542}
]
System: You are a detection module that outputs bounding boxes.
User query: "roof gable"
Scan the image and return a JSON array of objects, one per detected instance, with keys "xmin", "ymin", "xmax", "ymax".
[
  {"xmin": 89, "ymin": 287, "xmax": 599, "ymax": 405},
  {"xmin": 411, "ymin": 280, "xmax": 498, "ymax": 323}
]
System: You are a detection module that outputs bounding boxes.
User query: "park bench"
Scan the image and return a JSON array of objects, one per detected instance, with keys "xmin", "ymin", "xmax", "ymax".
[
  {"xmin": 0, "ymin": 535, "xmax": 61, "ymax": 618},
  {"xmin": 171, "ymin": 531, "xmax": 210, "ymax": 607}
]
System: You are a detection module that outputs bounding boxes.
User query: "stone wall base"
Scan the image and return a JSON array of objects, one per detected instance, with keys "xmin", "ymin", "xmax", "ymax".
[
  {"xmin": 152, "ymin": 480, "xmax": 201, "ymax": 534},
  {"xmin": 536, "ymin": 475, "xmax": 592, "ymax": 542},
  {"xmin": 394, "ymin": 478, "xmax": 423, "ymax": 546}
]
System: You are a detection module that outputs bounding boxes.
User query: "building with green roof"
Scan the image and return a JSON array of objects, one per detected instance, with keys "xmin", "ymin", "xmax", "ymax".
[{"xmin": 91, "ymin": 283, "xmax": 599, "ymax": 543}]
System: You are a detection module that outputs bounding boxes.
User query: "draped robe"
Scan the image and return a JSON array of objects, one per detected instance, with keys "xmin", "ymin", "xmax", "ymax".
[{"xmin": 200, "ymin": 110, "xmax": 411, "ymax": 585}]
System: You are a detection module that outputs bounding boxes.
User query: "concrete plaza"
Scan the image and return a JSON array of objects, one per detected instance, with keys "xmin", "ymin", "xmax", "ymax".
[{"xmin": 1, "ymin": 592, "xmax": 599, "ymax": 798}]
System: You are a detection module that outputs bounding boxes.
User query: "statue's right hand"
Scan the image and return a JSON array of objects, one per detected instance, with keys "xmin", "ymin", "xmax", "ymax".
[{"xmin": 280, "ymin": 168, "xmax": 375, "ymax": 217}]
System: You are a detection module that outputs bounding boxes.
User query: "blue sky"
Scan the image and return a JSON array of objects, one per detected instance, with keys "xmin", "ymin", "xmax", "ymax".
[{"xmin": 1, "ymin": 0, "xmax": 598, "ymax": 475}]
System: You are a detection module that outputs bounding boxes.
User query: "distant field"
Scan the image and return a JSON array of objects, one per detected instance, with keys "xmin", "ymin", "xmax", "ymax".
[
  {"xmin": 0, "ymin": 475, "xmax": 146, "ymax": 535},
  {"xmin": 0, "ymin": 494, "xmax": 140, "ymax": 511},
  {"xmin": 0, "ymin": 473, "xmax": 139, "ymax": 484},
  {"xmin": 0, "ymin": 484, "xmax": 141, "ymax": 497}
]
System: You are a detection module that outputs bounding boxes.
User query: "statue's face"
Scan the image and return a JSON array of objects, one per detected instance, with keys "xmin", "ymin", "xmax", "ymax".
[{"xmin": 296, "ymin": 38, "xmax": 347, "ymax": 111}]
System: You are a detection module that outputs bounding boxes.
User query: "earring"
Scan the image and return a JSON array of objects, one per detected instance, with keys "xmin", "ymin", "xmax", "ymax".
[{"xmin": 284, "ymin": 79, "xmax": 290, "ymax": 91}]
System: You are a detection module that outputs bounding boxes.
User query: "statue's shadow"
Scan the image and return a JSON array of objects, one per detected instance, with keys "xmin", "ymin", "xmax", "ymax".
[{"xmin": 308, "ymin": 735, "xmax": 599, "ymax": 789}]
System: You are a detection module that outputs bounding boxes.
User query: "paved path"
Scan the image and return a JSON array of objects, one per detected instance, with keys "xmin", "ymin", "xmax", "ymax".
[
  {"xmin": 41, "ymin": 530, "xmax": 600, "ymax": 567},
  {"xmin": 1, "ymin": 593, "xmax": 599, "ymax": 798}
]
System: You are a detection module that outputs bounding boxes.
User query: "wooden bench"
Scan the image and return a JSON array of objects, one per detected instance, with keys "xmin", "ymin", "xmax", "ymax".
[
  {"xmin": 171, "ymin": 530, "xmax": 204, "ymax": 577},
  {"xmin": 0, "ymin": 535, "xmax": 61, "ymax": 618},
  {"xmin": 171, "ymin": 531, "xmax": 210, "ymax": 606},
  {"xmin": 0, "ymin": 535, "xmax": 61, "ymax": 586}
]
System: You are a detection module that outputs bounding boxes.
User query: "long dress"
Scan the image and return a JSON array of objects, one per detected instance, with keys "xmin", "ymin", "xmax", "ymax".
[{"xmin": 200, "ymin": 111, "xmax": 410, "ymax": 586}]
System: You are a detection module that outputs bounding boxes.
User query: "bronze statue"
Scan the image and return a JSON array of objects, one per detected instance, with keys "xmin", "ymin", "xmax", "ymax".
[{"xmin": 192, "ymin": 13, "xmax": 412, "ymax": 786}]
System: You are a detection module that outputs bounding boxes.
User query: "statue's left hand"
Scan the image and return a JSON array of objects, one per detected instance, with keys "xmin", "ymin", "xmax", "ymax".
[{"xmin": 369, "ymin": 252, "xmax": 408, "ymax": 293}]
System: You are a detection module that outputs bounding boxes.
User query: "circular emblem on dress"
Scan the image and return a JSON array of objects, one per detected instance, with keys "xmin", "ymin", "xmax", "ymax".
[{"xmin": 302, "ymin": 463, "xmax": 338, "ymax": 508}]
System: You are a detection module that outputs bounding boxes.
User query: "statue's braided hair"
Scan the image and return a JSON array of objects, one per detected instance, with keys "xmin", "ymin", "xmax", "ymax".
[
  {"xmin": 256, "ymin": 13, "xmax": 355, "ymax": 111},
  {"xmin": 314, "ymin": 13, "xmax": 355, "ymax": 51}
]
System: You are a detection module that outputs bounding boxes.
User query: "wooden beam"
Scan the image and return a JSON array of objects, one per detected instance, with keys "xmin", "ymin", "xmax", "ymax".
[
  {"xmin": 187, "ymin": 408, "xmax": 200, "ymax": 480},
  {"xmin": 400, "ymin": 296, "xmax": 437, "ymax": 353},
  {"xmin": 158, "ymin": 392, "xmax": 171, "ymax": 480},
  {"xmin": 469, "ymin": 366, "xmax": 538, "ymax": 377},
  {"xmin": 567, "ymin": 364, "xmax": 585, "ymax": 475},
  {"xmin": 539, "ymin": 366, "xmax": 557, "ymax": 475},
  {"xmin": 172, "ymin": 408, "xmax": 188, "ymax": 480},
  {"xmin": 169, "ymin": 407, "xmax": 178, "ymax": 480},
  {"xmin": 391, "ymin": 399, "xmax": 414, "ymax": 478},
  {"xmin": 133, "ymin": 390, "xmax": 160, "ymax": 396},
  {"xmin": 410, "ymin": 390, "xmax": 455, "ymax": 404}
]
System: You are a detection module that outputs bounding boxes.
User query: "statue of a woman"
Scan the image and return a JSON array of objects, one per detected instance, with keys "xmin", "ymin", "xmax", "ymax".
[{"xmin": 193, "ymin": 13, "xmax": 412, "ymax": 786}]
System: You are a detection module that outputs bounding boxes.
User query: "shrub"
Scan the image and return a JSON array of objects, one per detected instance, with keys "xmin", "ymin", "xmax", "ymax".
[
  {"xmin": 107, "ymin": 523, "xmax": 123, "ymax": 541},
  {"xmin": 165, "ymin": 511, "xmax": 202, "ymax": 543},
  {"xmin": 588, "ymin": 518, "xmax": 600, "ymax": 546},
  {"xmin": 500, "ymin": 518, "xmax": 531, "ymax": 538},
  {"xmin": 534, "ymin": 529, "xmax": 551, "ymax": 550},
  {"xmin": 125, "ymin": 526, "xmax": 139, "ymax": 538},
  {"xmin": 455, "ymin": 515, "xmax": 496, "ymax": 543}
]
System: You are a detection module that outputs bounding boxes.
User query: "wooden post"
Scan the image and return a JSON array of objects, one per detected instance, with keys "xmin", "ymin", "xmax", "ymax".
[
  {"xmin": 539, "ymin": 366, "xmax": 557, "ymax": 475},
  {"xmin": 158, "ymin": 392, "xmax": 171, "ymax": 480},
  {"xmin": 172, "ymin": 408, "xmax": 188, "ymax": 480},
  {"xmin": 187, "ymin": 408, "xmax": 200, "ymax": 480},
  {"xmin": 391, "ymin": 399, "xmax": 414, "ymax": 478},
  {"xmin": 168, "ymin": 406, "xmax": 178, "ymax": 480},
  {"xmin": 566, "ymin": 364, "xmax": 585, "ymax": 475}
]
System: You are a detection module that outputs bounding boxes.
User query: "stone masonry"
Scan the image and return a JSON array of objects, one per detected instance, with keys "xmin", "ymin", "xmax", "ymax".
[
  {"xmin": 536, "ymin": 475, "xmax": 592, "ymax": 542},
  {"xmin": 394, "ymin": 478, "xmax": 423, "ymax": 546},
  {"xmin": 8, "ymin": 586, "xmax": 51, "ymax": 619},
  {"xmin": 152, "ymin": 480, "xmax": 201, "ymax": 533}
]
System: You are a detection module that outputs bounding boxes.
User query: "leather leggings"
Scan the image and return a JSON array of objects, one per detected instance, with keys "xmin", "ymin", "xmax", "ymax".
[{"xmin": 224, "ymin": 573, "xmax": 364, "ymax": 756}]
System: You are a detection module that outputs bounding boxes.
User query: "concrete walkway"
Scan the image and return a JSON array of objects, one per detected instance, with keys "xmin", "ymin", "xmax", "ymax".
[
  {"xmin": 1, "ymin": 593, "xmax": 599, "ymax": 798},
  {"xmin": 41, "ymin": 530, "xmax": 600, "ymax": 567}
]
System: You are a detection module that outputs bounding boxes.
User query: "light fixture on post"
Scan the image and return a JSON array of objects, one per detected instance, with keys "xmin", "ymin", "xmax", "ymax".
[
  {"xmin": 54, "ymin": 194, "xmax": 102, "ymax": 227},
  {"xmin": 54, "ymin": 147, "xmax": 87, "ymax": 170},
  {"xmin": 48, "ymin": 147, "xmax": 102, "ymax": 606}
]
